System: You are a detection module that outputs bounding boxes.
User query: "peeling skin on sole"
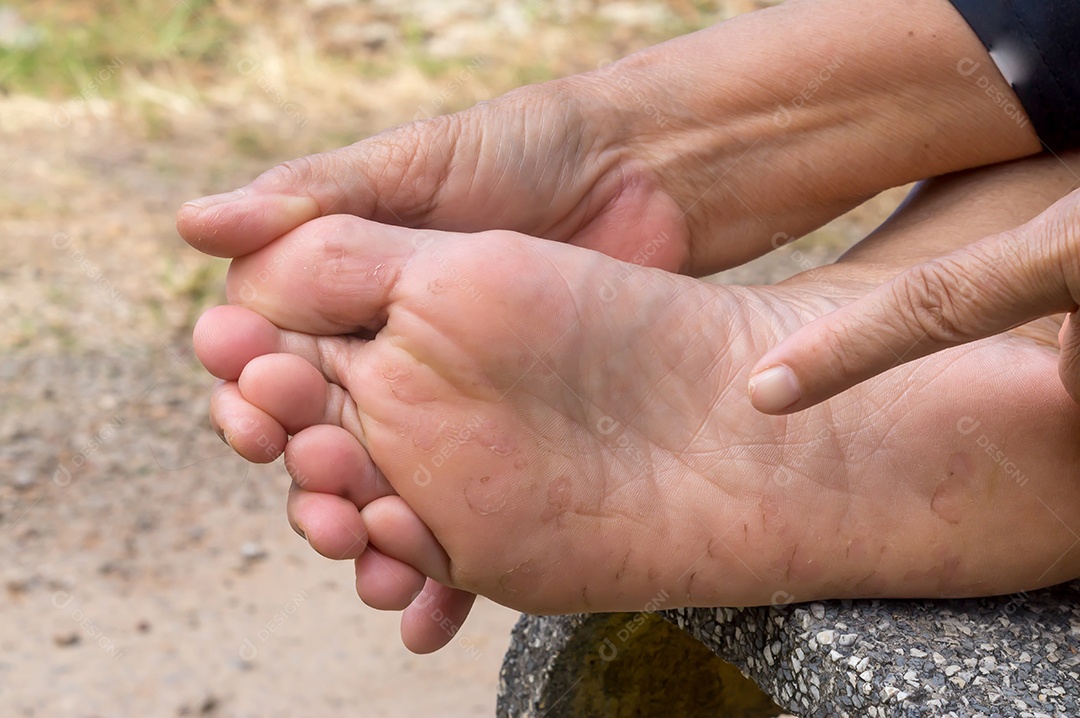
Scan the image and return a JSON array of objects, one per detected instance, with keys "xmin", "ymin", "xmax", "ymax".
[
  {"xmin": 614, "ymin": 549, "xmax": 632, "ymax": 581},
  {"xmin": 933, "ymin": 545, "xmax": 963, "ymax": 589},
  {"xmin": 380, "ymin": 358, "xmax": 437, "ymax": 404},
  {"xmin": 391, "ymin": 382, "xmax": 437, "ymax": 404},
  {"xmin": 497, "ymin": 559, "xmax": 540, "ymax": 597},
  {"xmin": 685, "ymin": 570, "xmax": 697, "ymax": 603},
  {"xmin": 413, "ymin": 416, "xmax": 441, "ymax": 451},
  {"xmin": 464, "ymin": 475, "xmax": 508, "ymax": 515},
  {"xmin": 902, "ymin": 546, "xmax": 962, "ymax": 590},
  {"xmin": 539, "ymin": 475, "xmax": 573, "ymax": 523},
  {"xmin": 379, "ymin": 362, "xmax": 412, "ymax": 381},
  {"xmin": 785, "ymin": 543, "xmax": 826, "ymax": 584},
  {"xmin": 931, "ymin": 452, "xmax": 975, "ymax": 525},
  {"xmin": 850, "ymin": 569, "xmax": 886, "ymax": 595},
  {"xmin": 476, "ymin": 418, "xmax": 517, "ymax": 456},
  {"xmin": 759, "ymin": 492, "xmax": 781, "ymax": 528}
]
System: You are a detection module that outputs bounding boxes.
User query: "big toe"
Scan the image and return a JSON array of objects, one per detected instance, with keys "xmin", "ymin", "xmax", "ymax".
[{"xmin": 224, "ymin": 215, "xmax": 427, "ymax": 335}]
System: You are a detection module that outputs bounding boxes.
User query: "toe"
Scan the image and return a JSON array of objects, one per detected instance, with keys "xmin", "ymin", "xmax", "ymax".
[
  {"xmin": 360, "ymin": 496, "xmax": 453, "ymax": 586},
  {"xmin": 285, "ymin": 425, "xmax": 393, "ymax": 506},
  {"xmin": 354, "ymin": 547, "xmax": 427, "ymax": 611},
  {"xmin": 239, "ymin": 354, "xmax": 329, "ymax": 434},
  {"xmin": 210, "ymin": 381, "xmax": 286, "ymax": 463},
  {"xmin": 400, "ymin": 580, "xmax": 477, "ymax": 654},
  {"xmin": 287, "ymin": 486, "xmax": 368, "ymax": 560},
  {"xmin": 225, "ymin": 215, "xmax": 424, "ymax": 334}
]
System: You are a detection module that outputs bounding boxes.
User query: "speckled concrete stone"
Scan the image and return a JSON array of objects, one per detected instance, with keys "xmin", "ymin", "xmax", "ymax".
[{"xmin": 498, "ymin": 581, "xmax": 1080, "ymax": 717}]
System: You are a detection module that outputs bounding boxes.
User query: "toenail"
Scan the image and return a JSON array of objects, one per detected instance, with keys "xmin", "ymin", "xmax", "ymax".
[
  {"xmin": 183, "ymin": 189, "xmax": 246, "ymax": 209},
  {"xmin": 748, "ymin": 365, "xmax": 802, "ymax": 413}
]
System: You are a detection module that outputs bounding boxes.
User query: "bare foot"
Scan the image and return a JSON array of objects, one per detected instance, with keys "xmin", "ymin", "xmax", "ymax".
[{"xmin": 195, "ymin": 214, "xmax": 1080, "ymax": 652}]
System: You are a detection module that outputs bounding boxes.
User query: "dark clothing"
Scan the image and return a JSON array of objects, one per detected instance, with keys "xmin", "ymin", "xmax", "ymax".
[{"xmin": 949, "ymin": 0, "xmax": 1080, "ymax": 152}]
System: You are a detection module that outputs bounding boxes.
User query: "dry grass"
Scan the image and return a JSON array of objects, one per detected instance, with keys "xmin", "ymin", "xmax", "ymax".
[{"xmin": 2, "ymin": 1, "xmax": 761, "ymax": 139}]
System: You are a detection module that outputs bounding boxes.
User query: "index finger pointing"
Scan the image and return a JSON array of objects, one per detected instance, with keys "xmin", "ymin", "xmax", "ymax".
[{"xmin": 748, "ymin": 192, "xmax": 1080, "ymax": 414}]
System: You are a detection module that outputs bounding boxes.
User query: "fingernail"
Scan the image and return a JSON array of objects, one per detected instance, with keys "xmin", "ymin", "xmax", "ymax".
[
  {"xmin": 295, "ymin": 524, "xmax": 307, "ymax": 541},
  {"xmin": 216, "ymin": 426, "xmax": 230, "ymax": 446},
  {"xmin": 748, "ymin": 365, "xmax": 801, "ymax": 413},
  {"xmin": 183, "ymin": 189, "xmax": 246, "ymax": 210}
]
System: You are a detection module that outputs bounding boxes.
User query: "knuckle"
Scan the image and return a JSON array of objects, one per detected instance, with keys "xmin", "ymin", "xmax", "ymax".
[
  {"xmin": 260, "ymin": 153, "xmax": 348, "ymax": 210},
  {"xmin": 1049, "ymin": 194, "xmax": 1080, "ymax": 284},
  {"xmin": 368, "ymin": 115, "xmax": 459, "ymax": 219},
  {"xmin": 368, "ymin": 121, "xmax": 425, "ymax": 171},
  {"xmin": 1019, "ymin": 190, "xmax": 1080, "ymax": 295},
  {"xmin": 815, "ymin": 319, "xmax": 874, "ymax": 379},
  {"xmin": 895, "ymin": 261, "xmax": 976, "ymax": 344},
  {"xmin": 261, "ymin": 154, "xmax": 318, "ymax": 190}
]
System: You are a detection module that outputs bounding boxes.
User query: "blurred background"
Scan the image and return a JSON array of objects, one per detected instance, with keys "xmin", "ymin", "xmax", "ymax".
[{"xmin": 0, "ymin": 1, "xmax": 904, "ymax": 715}]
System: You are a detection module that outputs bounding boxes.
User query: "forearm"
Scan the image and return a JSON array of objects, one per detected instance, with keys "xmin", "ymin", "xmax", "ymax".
[
  {"xmin": 586, "ymin": 0, "xmax": 1042, "ymax": 271},
  {"xmin": 810, "ymin": 150, "xmax": 1080, "ymax": 288}
]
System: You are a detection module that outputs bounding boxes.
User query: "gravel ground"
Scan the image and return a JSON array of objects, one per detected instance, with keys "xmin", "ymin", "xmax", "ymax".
[
  {"xmin": 0, "ymin": 89, "xmax": 522, "ymax": 718},
  {"xmin": 1, "ymin": 351, "xmax": 518, "ymax": 717}
]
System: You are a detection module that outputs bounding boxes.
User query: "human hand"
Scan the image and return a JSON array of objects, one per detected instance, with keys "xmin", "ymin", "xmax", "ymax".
[
  {"xmin": 176, "ymin": 74, "xmax": 696, "ymax": 271},
  {"xmin": 748, "ymin": 188, "xmax": 1080, "ymax": 414}
]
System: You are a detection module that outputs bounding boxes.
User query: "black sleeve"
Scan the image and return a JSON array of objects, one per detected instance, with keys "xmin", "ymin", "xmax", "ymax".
[{"xmin": 948, "ymin": 0, "xmax": 1080, "ymax": 153}]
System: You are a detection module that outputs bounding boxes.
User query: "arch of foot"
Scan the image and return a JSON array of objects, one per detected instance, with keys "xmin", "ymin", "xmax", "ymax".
[{"xmin": 497, "ymin": 581, "xmax": 1080, "ymax": 717}]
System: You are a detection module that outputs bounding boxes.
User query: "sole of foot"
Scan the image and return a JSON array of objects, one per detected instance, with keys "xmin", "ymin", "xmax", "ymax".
[{"xmin": 197, "ymin": 215, "xmax": 1080, "ymax": 647}]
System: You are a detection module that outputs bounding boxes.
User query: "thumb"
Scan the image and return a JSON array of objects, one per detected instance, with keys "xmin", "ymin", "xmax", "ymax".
[
  {"xmin": 176, "ymin": 119, "xmax": 456, "ymax": 258},
  {"xmin": 747, "ymin": 190, "xmax": 1080, "ymax": 414}
]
